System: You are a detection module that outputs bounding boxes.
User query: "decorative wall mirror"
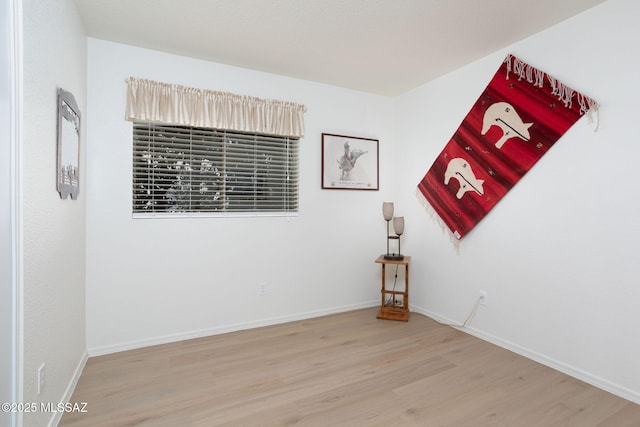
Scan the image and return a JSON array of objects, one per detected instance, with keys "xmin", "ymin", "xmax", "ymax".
[{"xmin": 56, "ymin": 88, "xmax": 80, "ymax": 200}]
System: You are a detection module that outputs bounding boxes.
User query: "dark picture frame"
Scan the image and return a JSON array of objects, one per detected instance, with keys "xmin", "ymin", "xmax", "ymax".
[{"xmin": 321, "ymin": 133, "xmax": 379, "ymax": 190}]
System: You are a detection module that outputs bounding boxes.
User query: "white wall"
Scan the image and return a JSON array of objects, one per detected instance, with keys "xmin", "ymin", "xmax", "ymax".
[
  {"xmin": 22, "ymin": 0, "xmax": 87, "ymax": 425},
  {"xmin": 86, "ymin": 39, "xmax": 396, "ymax": 354},
  {"xmin": 396, "ymin": 0, "xmax": 640, "ymax": 403}
]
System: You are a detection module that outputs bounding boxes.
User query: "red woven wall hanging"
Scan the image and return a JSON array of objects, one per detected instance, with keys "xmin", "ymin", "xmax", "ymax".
[{"xmin": 417, "ymin": 54, "xmax": 598, "ymax": 242}]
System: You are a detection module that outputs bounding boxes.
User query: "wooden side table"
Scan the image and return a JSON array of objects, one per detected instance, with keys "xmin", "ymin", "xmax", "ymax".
[{"xmin": 375, "ymin": 254, "xmax": 410, "ymax": 321}]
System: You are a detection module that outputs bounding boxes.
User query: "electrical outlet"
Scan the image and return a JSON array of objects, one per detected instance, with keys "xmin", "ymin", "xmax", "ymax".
[
  {"xmin": 479, "ymin": 291, "xmax": 487, "ymax": 306},
  {"xmin": 258, "ymin": 282, "xmax": 268, "ymax": 296},
  {"xmin": 38, "ymin": 363, "xmax": 45, "ymax": 395}
]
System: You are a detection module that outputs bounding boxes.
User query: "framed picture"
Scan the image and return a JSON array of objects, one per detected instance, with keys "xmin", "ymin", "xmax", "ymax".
[{"xmin": 321, "ymin": 133, "xmax": 379, "ymax": 190}]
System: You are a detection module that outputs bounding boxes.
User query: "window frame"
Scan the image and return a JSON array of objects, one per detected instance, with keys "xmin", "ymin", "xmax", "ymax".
[{"xmin": 132, "ymin": 122, "xmax": 300, "ymax": 218}]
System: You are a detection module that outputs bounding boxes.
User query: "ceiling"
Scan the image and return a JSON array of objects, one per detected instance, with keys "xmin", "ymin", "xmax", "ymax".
[{"xmin": 73, "ymin": 0, "xmax": 605, "ymax": 97}]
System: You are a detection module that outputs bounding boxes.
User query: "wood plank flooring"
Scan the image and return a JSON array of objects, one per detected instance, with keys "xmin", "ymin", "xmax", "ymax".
[{"xmin": 60, "ymin": 308, "xmax": 640, "ymax": 426}]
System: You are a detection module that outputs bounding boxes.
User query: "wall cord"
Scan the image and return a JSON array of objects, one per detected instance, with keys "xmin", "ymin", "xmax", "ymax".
[{"xmin": 435, "ymin": 295, "xmax": 482, "ymax": 328}]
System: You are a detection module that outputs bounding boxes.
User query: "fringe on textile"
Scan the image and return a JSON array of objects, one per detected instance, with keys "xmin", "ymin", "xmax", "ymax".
[
  {"xmin": 503, "ymin": 54, "xmax": 600, "ymax": 131},
  {"xmin": 415, "ymin": 188, "xmax": 460, "ymax": 254}
]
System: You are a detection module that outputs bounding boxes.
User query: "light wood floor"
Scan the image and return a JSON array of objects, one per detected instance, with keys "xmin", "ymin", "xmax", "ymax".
[{"xmin": 60, "ymin": 308, "xmax": 640, "ymax": 426}]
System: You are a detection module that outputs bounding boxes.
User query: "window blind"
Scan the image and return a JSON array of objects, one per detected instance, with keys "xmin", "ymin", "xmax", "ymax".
[{"xmin": 133, "ymin": 122, "xmax": 299, "ymax": 215}]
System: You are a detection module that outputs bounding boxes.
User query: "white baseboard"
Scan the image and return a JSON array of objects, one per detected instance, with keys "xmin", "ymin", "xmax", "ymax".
[
  {"xmin": 88, "ymin": 301, "xmax": 379, "ymax": 357},
  {"xmin": 47, "ymin": 350, "xmax": 88, "ymax": 427},
  {"xmin": 410, "ymin": 304, "xmax": 640, "ymax": 405}
]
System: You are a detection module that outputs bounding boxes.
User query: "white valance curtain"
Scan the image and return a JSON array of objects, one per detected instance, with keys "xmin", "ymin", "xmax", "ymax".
[{"xmin": 125, "ymin": 77, "xmax": 307, "ymax": 137}]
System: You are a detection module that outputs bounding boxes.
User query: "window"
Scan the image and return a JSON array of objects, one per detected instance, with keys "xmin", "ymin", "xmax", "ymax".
[{"xmin": 132, "ymin": 122, "xmax": 299, "ymax": 216}]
